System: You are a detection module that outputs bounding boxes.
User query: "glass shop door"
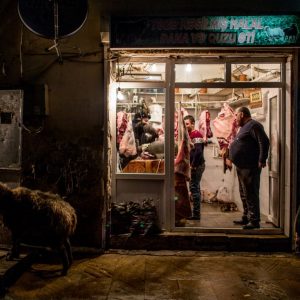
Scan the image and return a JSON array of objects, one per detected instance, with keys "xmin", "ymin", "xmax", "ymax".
[
  {"xmin": 268, "ymin": 94, "xmax": 280, "ymax": 226},
  {"xmin": 172, "ymin": 59, "xmax": 285, "ymax": 232}
]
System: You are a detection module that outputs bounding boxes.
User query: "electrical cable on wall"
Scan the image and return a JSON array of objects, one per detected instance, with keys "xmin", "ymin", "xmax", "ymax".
[
  {"xmin": 45, "ymin": 0, "xmax": 63, "ymax": 63},
  {"xmin": 19, "ymin": 23, "xmax": 23, "ymax": 78}
]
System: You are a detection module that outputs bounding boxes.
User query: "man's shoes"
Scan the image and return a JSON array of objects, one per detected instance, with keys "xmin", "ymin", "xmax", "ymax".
[
  {"xmin": 233, "ymin": 218, "xmax": 249, "ymax": 225},
  {"xmin": 187, "ymin": 216, "xmax": 200, "ymax": 220},
  {"xmin": 243, "ymin": 221, "xmax": 260, "ymax": 229},
  {"xmin": 175, "ymin": 218, "xmax": 186, "ymax": 227}
]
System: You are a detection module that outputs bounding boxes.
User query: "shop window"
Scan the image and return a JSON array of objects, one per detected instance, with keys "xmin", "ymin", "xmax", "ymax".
[
  {"xmin": 116, "ymin": 87, "xmax": 165, "ymax": 174},
  {"xmin": 231, "ymin": 63, "xmax": 281, "ymax": 82},
  {"xmin": 175, "ymin": 64, "xmax": 225, "ymax": 83}
]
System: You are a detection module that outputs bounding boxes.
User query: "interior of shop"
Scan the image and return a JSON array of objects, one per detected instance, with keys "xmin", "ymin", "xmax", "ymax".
[{"xmin": 111, "ymin": 57, "xmax": 285, "ymax": 233}]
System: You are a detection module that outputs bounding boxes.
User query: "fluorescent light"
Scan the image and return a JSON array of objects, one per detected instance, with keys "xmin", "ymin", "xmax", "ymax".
[
  {"xmin": 117, "ymin": 87, "xmax": 125, "ymax": 100},
  {"xmin": 150, "ymin": 64, "xmax": 157, "ymax": 72},
  {"xmin": 186, "ymin": 64, "xmax": 192, "ymax": 72}
]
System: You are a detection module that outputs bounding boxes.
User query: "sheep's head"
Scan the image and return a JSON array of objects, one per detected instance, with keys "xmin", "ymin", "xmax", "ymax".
[{"xmin": 0, "ymin": 182, "xmax": 13, "ymax": 212}]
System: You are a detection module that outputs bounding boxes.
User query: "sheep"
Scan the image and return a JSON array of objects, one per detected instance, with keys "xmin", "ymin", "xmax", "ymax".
[
  {"xmin": 264, "ymin": 26, "xmax": 284, "ymax": 41},
  {"xmin": 0, "ymin": 182, "xmax": 77, "ymax": 275}
]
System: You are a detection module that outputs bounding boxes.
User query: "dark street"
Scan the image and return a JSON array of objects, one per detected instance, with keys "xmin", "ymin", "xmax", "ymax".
[{"xmin": 3, "ymin": 251, "xmax": 300, "ymax": 300}]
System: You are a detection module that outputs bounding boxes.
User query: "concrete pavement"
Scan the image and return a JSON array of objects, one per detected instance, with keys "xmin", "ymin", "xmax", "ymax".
[{"xmin": 3, "ymin": 250, "xmax": 300, "ymax": 300}]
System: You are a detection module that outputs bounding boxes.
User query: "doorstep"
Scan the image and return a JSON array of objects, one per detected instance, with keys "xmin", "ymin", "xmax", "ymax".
[{"xmin": 108, "ymin": 232, "xmax": 291, "ymax": 252}]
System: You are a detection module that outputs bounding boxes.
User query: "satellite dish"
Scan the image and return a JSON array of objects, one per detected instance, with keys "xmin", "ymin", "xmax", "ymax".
[{"xmin": 18, "ymin": 0, "xmax": 88, "ymax": 39}]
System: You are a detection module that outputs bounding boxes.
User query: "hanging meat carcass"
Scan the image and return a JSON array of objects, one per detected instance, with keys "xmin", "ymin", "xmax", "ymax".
[
  {"xmin": 119, "ymin": 114, "xmax": 137, "ymax": 157},
  {"xmin": 174, "ymin": 108, "xmax": 192, "ymax": 224},
  {"xmin": 212, "ymin": 103, "xmax": 236, "ymax": 150},
  {"xmin": 174, "ymin": 108, "xmax": 189, "ymax": 141},
  {"xmin": 198, "ymin": 110, "xmax": 213, "ymax": 142},
  {"xmin": 212, "ymin": 103, "xmax": 239, "ymax": 173},
  {"xmin": 117, "ymin": 111, "xmax": 128, "ymax": 146},
  {"xmin": 175, "ymin": 111, "xmax": 191, "ymax": 180}
]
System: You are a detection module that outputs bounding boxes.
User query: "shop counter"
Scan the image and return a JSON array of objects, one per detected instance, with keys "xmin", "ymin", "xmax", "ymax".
[{"xmin": 122, "ymin": 159, "xmax": 164, "ymax": 173}]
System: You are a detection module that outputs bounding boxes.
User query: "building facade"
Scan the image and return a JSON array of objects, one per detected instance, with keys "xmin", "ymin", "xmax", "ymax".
[{"xmin": 0, "ymin": 0, "xmax": 300, "ymax": 251}]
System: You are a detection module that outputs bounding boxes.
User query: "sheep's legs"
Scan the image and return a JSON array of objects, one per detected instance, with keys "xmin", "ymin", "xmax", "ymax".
[
  {"xmin": 59, "ymin": 239, "xmax": 73, "ymax": 275},
  {"xmin": 59, "ymin": 241, "xmax": 73, "ymax": 276},
  {"xmin": 7, "ymin": 237, "xmax": 20, "ymax": 260},
  {"xmin": 64, "ymin": 238, "xmax": 73, "ymax": 266}
]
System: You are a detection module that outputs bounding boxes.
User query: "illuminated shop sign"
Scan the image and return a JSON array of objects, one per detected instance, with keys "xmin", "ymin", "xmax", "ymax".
[{"xmin": 110, "ymin": 16, "xmax": 300, "ymax": 48}]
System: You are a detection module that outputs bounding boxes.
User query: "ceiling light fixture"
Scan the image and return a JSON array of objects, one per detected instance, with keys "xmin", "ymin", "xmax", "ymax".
[
  {"xmin": 150, "ymin": 64, "xmax": 157, "ymax": 72},
  {"xmin": 186, "ymin": 64, "xmax": 192, "ymax": 72},
  {"xmin": 117, "ymin": 87, "xmax": 125, "ymax": 100}
]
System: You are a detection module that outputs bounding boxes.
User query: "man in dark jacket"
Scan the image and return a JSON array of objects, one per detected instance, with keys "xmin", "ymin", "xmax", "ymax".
[{"xmin": 226, "ymin": 107, "xmax": 270, "ymax": 229}]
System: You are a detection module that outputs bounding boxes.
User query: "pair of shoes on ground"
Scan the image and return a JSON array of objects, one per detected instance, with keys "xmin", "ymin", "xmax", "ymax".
[
  {"xmin": 243, "ymin": 221, "xmax": 260, "ymax": 229},
  {"xmin": 175, "ymin": 218, "xmax": 186, "ymax": 227},
  {"xmin": 187, "ymin": 216, "xmax": 200, "ymax": 220},
  {"xmin": 233, "ymin": 218, "xmax": 260, "ymax": 229},
  {"xmin": 233, "ymin": 218, "xmax": 248, "ymax": 225}
]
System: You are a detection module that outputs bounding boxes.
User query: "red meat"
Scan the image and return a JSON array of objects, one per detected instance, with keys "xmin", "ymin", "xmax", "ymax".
[{"xmin": 198, "ymin": 110, "xmax": 213, "ymax": 141}]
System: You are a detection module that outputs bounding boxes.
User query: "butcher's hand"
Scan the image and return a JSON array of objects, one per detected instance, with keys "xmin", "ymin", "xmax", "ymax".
[
  {"xmin": 225, "ymin": 159, "xmax": 233, "ymax": 171},
  {"xmin": 259, "ymin": 162, "xmax": 266, "ymax": 168}
]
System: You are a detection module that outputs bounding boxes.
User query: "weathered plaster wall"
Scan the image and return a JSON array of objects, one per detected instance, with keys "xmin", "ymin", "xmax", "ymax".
[{"xmin": 0, "ymin": 0, "xmax": 106, "ymax": 247}]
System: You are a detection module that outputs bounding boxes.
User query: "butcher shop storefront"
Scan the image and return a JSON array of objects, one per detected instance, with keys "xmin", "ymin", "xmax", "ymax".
[{"xmin": 104, "ymin": 15, "xmax": 300, "ymax": 249}]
